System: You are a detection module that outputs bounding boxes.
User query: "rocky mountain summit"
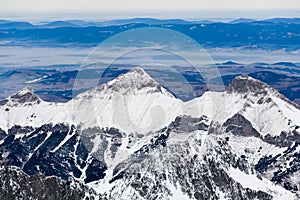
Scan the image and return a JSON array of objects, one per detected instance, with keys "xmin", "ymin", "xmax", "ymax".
[{"xmin": 0, "ymin": 68, "xmax": 299, "ymax": 199}]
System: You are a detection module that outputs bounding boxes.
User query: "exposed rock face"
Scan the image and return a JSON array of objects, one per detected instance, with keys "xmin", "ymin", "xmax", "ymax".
[
  {"xmin": 255, "ymin": 142, "xmax": 300, "ymax": 193},
  {"xmin": 0, "ymin": 86, "xmax": 41, "ymax": 107},
  {"xmin": 263, "ymin": 129, "xmax": 300, "ymax": 147},
  {"xmin": 105, "ymin": 122, "xmax": 272, "ymax": 200},
  {"xmin": 8, "ymin": 125, "xmax": 34, "ymax": 135},
  {"xmin": 0, "ymin": 123, "xmax": 108, "ymax": 183},
  {"xmin": 0, "ymin": 117, "xmax": 296, "ymax": 199},
  {"xmin": 0, "ymin": 128, "xmax": 6, "ymax": 140},
  {"xmin": 223, "ymin": 114, "xmax": 260, "ymax": 137},
  {"xmin": 0, "ymin": 166, "xmax": 97, "ymax": 200},
  {"xmin": 227, "ymin": 75, "xmax": 270, "ymax": 95},
  {"xmin": 227, "ymin": 74, "xmax": 300, "ymax": 110},
  {"xmin": 10, "ymin": 87, "xmax": 41, "ymax": 104},
  {"xmin": 0, "ymin": 99, "xmax": 8, "ymax": 106},
  {"xmin": 169, "ymin": 115, "xmax": 209, "ymax": 132},
  {"xmin": 0, "ymin": 114, "xmax": 277, "ymax": 199}
]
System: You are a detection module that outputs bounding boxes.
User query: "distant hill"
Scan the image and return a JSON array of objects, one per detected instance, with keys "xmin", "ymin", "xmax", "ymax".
[
  {"xmin": 0, "ymin": 19, "xmax": 11, "ymax": 24},
  {"xmin": 273, "ymin": 62, "xmax": 298, "ymax": 67},
  {"xmin": 0, "ymin": 18, "xmax": 300, "ymax": 50},
  {"xmin": 230, "ymin": 18, "xmax": 256, "ymax": 24},
  {"xmin": 0, "ymin": 21, "xmax": 34, "ymax": 29},
  {"xmin": 40, "ymin": 21, "xmax": 79, "ymax": 28},
  {"xmin": 36, "ymin": 18, "xmax": 192, "ymax": 28},
  {"xmin": 98, "ymin": 18, "xmax": 191, "ymax": 26},
  {"xmin": 262, "ymin": 18, "xmax": 300, "ymax": 24},
  {"xmin": 220, "ymin": 61, "xmax": 241, "ymax": 65}
]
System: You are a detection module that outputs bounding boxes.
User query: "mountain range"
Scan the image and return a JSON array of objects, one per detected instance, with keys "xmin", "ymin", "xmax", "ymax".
[
  {"xmin": 0, "ymin": 67, "xmax": 300, "ymax": 199},
  {"xmin": 2, "ymin": 18, "xmax": 300, "ymax": 28},
  {"xmin": 0, "ymin": 18, "xmax": 300, "ymax": 50},
  {"xmin": 1, "ymin": 62, "xmax": 300, "ymax": 104}
]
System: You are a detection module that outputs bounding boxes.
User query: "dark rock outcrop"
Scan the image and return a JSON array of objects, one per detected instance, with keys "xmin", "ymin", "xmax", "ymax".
[
  {"xmin": 227, "ymin": 75, "xmax": 300, "ymax": 110},
  {"xmin": 227, "ymin": 75, "xmax": 270, "ymax": 95},
  {"xmin": 0, "ymin": 99, "xmax": 8, "ymax": 106},
  {"xmin": 10, "ymin": 87, "xmax": 41, "ymax": 104},
  {"xmin": 0, "ymin": 123, "xmax": 107, "ymax": 183},
  {"xmin": 0, "ymin": 128, "xmax": 6, "ymax": 140},
  {"xmin": 0, "ymin": 166, "xmax": 97, "ymax": 200},
  {"xmin": 223, "ymin": 114, "xmax": 260, "ymax": 137},
  {"xmin": 171, "ymin": 115, "xmax": 209, "ymax": 132},
  {"xmin": 263, "ymin": 128, "xmax": 300, "ymax": 147},
  {"xmin": 255, "ymin": 142, "xmax": 300, "ymax": 193}
]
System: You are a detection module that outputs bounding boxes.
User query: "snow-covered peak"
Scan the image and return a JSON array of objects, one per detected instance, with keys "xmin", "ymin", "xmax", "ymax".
[
  {"xmin": 185, "ymin": 75, "xmax": 300, "ymax": 137},
  {"xmin": 1, "ymin": 72, "xmax": 299, "ymax": 138},
  {"xmin": 107, "ymin": 67, "xmax": 162, "ymax": 93},
  {"xmin": 18, "ymin": 86, "xmax": 34, "ymax": 94},
  {"xmin": 79, "ymin": 67, "xmax": 174, "ymax": 99},
  {"xmin": 0, "ymin": 86, "xmax": 42, "ymax": 106},
  {"xmin": 227, "ymin": 74, "xmax": 300, "ymax": 109},
  {"xmin": 71, "ymin": 67, "xmax": 182, "ymax": 134},
  {"xmin": 227, "ymin": 74, "xmax": 274, "ymax": 95}
]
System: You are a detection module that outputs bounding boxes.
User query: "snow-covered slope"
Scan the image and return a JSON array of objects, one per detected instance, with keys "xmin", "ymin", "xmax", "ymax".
[
  {"xmin": 71, "ymin": 67, "xmax": 183, "ymax": 134},
  {"xmin": 0, "ymin": 86, "xmax": 71, "ymax": 131},
  {"xmin": 185, "ymin": 75, "xmax": 300, "ymax": 137},
  {"xmin": 2, "ymin": 71, "xmax": 299, "ymax": 138},
  {"xmin": 0, "ymin": 67, "xmax": 183, "ymax": 134}
]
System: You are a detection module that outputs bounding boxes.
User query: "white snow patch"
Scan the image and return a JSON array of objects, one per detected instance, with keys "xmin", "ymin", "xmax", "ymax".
[
  {"xmin": 166, "ymin": 179, "xmax": 190, "ymax": 200},
  {"xmin": 228, "ymin": 167, "xmax": 296, "ymax": 200},
  {"xmin": 25, "ymin": 75, "xmax": 48, "ymax": 83}
]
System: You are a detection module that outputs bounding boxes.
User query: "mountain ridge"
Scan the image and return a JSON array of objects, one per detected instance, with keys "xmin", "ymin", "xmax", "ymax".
[
  {"xmin": 0, "ymin": 67, "xmax": 300, "ymax": 199},
  {"xmin": 76, "ymin": 67, "xmax": 174, "ymax": 99},
  {"xmin": 1, "ymin": 68, "xmax": 300, "ymax": 135},
  {"xmin": 0, "ymin": 18, "xmax": 300, "ymax": 51},
  {"xmin": 227, "ymin": 74, "xmax": 300, "ymax": 111}
]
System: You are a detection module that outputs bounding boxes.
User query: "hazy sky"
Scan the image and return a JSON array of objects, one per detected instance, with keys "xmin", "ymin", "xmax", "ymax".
[
  {"xmin": 0, "ymin": 0, "xmax": 299, "ymax": 22},
  {"xmin": 1, "ymin": 0, "xmax": 300, "ymax": 12}
]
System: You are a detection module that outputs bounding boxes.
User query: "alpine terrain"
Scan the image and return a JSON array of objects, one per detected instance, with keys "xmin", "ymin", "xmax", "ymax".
[{"xmin": 0, "ymin": 67, "xmax": 300, "ymax": 200}]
